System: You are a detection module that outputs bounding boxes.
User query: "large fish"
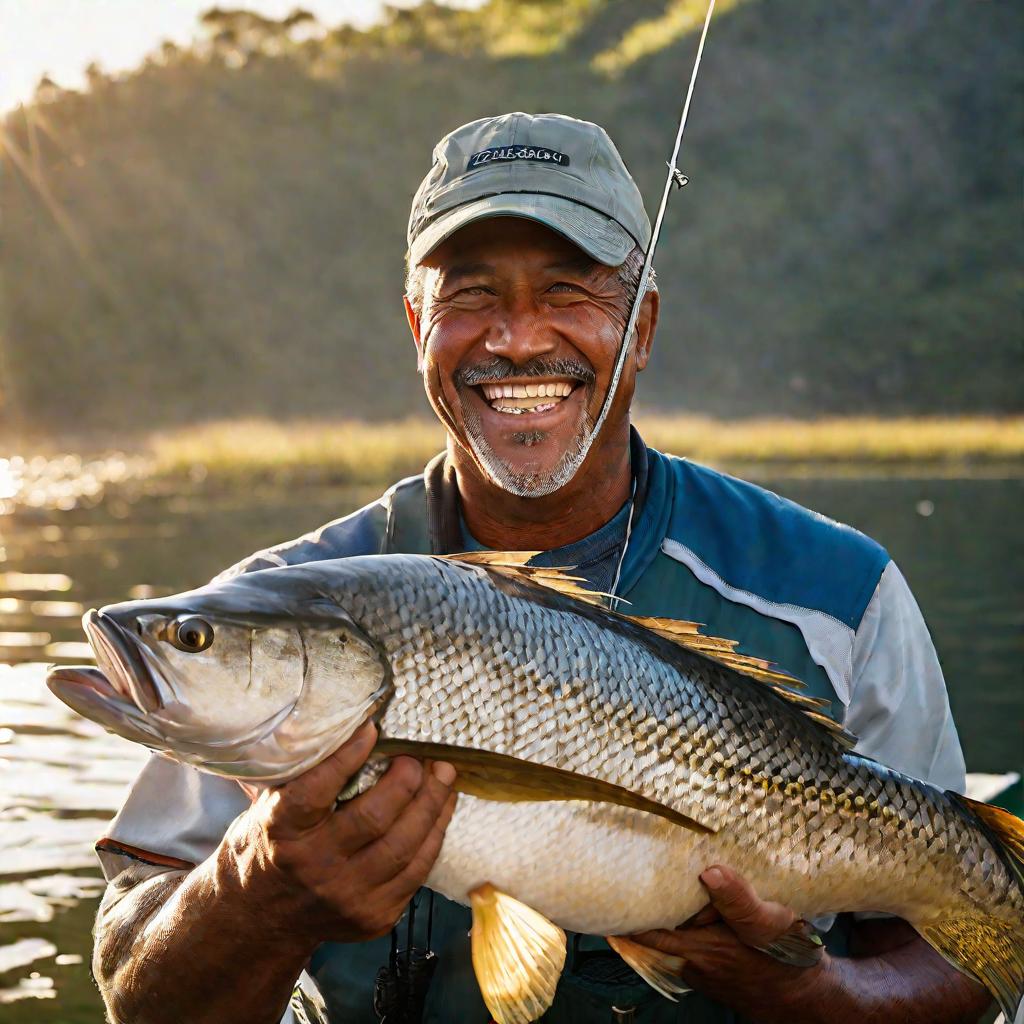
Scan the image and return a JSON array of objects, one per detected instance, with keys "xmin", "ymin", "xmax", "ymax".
[{"xmin": 48, "ymin": 552, "xmax": 1024, "ymax": 1023}]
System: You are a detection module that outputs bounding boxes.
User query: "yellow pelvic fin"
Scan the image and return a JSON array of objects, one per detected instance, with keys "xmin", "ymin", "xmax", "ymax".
[
  {"xmin": 470, "ymin": 883, "xmax": 566, "ymax": 1024},
  {"xmin": 606, "ymin": 935, "xmax": 689, "ymax": 1001},
  {"xmin": 374, "ymin": 738, "xmax": 714, "ymax": 835}
]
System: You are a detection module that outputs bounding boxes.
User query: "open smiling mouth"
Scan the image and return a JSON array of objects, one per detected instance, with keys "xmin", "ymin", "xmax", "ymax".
[{"xmin": 477, "ymin": 380, "xmax": 579, "ymax": 416}]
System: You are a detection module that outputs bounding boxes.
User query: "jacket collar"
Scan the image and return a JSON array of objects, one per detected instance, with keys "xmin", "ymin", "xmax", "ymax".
[{"xmin": 421, "ymin": 428, "xmax": 670, "ymax": 574}]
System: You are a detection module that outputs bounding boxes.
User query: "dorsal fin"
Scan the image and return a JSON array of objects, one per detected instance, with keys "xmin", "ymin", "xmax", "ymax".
[
  {"xmin": 440, "ymin": 551, "xmax": 611, "ymax": 607},
  {"xmin": 442, "ymin": 551, "xmax": 856, "ymax": 750},
  {"xmin": 620, "ymin": 612, "xmax": 854, "ymax": 747},
  {"xmin": 624, "ymin": 614, "xmax": 799, "ymax": 686}
]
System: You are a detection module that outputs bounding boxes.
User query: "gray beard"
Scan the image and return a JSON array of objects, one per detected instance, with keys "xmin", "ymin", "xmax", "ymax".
[{"xmin": 460, "ymin": 396, "xmax": 595, "ymax": 498}]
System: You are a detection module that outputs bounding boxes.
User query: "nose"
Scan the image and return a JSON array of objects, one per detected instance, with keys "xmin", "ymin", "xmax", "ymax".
[{"xmin": 483, "ymin": 296, "xmax": 558, "ymax": 365}]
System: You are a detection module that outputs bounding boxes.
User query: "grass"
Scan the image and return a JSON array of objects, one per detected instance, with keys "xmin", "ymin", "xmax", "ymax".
[
  {"xmin": 637, "ymin": 415, "xmax": 1024, "ymax": 465},
  {"xmin": 148, "ymin": 418, "xmax": 447, "ymax": 486},
  {"xmin": 143, "ymin": 415, "xmax": 1024, "ymax": 487}
]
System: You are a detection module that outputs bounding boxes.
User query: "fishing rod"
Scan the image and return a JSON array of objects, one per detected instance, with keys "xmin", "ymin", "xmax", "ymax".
[{"xmin": 575, "ymin": 0, "xmax": 717, "ymax": 470}]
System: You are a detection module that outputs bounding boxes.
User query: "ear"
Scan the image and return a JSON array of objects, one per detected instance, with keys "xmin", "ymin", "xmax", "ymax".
[
  {"xmin": 633, "ymin": 289, "xmax": 659, "ymax": 371},
  {"xmin": 404, "ymin": 294, "xmax": 424, "ymax": 371}
]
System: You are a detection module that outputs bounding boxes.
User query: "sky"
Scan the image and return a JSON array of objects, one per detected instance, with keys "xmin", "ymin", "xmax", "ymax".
[{"xmin": 0, "ymin": 0, "xmax": 481, "ymax": 114}]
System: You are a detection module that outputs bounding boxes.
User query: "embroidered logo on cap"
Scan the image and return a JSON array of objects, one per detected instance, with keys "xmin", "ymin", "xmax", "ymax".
[{"xmin": 468, "ymin": 146, "xmax": 570, "ymax": 170}]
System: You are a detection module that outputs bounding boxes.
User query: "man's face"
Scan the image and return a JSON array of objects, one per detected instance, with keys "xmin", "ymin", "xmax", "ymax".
[{"xmin": 408, "ymin": 217, "xmax": 649, "ymax": 497}]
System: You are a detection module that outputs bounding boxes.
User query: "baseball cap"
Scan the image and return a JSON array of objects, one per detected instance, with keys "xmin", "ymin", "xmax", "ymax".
[{"xmin": 407, "ymin": 112, "xmax": 651, "ymax": 267}]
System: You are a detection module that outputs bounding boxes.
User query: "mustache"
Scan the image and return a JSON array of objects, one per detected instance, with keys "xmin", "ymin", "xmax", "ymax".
[{"xmin": 455, "ymin": 356, "xmax": 596, "ymax": 389}]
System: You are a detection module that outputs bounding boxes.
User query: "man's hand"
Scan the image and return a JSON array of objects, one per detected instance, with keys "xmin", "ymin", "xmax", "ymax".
[
  {"xmin": 227, "ymin": 721, "xmax": 458, "ymax": 948},
  {"xmin": 630, "ymin": 865, "xmax": 827, "ymax": 1020},
  {"xmin": 630, "ymin": 865, "xmax": 992, "ymax": 1024},
  {"xmin": 94, "ymin": 722, "xmax": 458, "ymax": 1024}
]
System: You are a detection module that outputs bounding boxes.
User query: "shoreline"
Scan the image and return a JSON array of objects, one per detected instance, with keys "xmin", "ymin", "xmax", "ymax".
[{"xmin": 2, "ymin": 416, "xmax": 1022, "ymax": 514}]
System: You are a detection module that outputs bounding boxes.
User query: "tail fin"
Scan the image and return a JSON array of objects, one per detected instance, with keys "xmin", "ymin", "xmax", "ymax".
[{"xmin": 919, "ymin": 794, "xmax": 1024, "ymax": 1018}]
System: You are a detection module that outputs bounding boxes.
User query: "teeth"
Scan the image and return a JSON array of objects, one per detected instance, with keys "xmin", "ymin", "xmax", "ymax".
[
  {"xmin": 480, "ymin": 381, "xmax": 574, "ymax": 401},
  {"xmin": 491, "ymin": 395, "xmax": 569, "ymax": 413},
  {"xmin": 493, "ymin": 403, "xmax": 556, "ymax": 414}
]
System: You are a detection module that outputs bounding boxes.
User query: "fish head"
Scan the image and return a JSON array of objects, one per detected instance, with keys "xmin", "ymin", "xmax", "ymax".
[{"xmin": 47, "ymin": 566, "xmax": 391, "ymax": 784}]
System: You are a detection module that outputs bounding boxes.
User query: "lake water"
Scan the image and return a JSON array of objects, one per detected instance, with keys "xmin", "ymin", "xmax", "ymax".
[{"xmin": 0, "ymin": 472, "xmax": 1021, "ymax": 1021}]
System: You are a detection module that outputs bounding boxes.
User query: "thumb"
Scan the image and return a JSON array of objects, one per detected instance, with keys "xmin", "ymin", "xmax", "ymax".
[
  {"xmin": 700, "ymin": 865, "xmax": 796, "ymax": 947},
  {"xmin": 267, "ymin": 721, "xmax": 378, "ymax": 834}
]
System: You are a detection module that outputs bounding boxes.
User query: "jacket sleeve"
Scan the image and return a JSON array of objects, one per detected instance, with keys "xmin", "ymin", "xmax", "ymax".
[
  {"xmin": 844, "ymin": 560, "xmax": 966, "ymax": 794},
  {"xmin": 96, "ymin": 754, "xmax": 249, "ymax": 882}
]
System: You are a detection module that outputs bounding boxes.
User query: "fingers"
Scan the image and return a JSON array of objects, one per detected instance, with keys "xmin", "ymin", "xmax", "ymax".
[
  {"xmin": 684, "ymin": 902, "xmax": 720, "ymax": 927},
  {"xmin": 269, "ymin": 721, "xmax": 378, "ymax": 833},
  {"xmin": 628, "ymin": 928, "xmax": 691, "ymax": 958},
  {"xmin": 630, "ymin": 921, "xmax": 784, "ymax": 978},
  {"xmin": 376, "ymin": 787, "xmax": 457, "ymax": 906},
  {"xmin": 329, "ymin": 755, "xmax": 426, "ymax": 853},
  {"xmin": 699, "ymin": 865, "xmax": 797, "ymax": 947},
  {"xmin": 346, "ymin": 760, "xmax": 458, "ymax": 881}
]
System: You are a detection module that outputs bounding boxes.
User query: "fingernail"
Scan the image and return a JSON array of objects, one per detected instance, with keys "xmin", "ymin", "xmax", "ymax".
[
  {"xmin": 701, "ymin": 867, "xmax": 723, "ymax": 890},
  {"xmin": 432, "ymin": 761, "xmax": 456, "ymax": 786}
]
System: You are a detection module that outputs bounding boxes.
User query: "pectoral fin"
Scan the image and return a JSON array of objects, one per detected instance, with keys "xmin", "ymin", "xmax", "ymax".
[
  {"xmin": 606, "ymin": 935, "xmax": 690, "ymax": 1001},
  {"xmin": 373, "ymin": 738, "xmax": 714, "ymax": 835},
  {"xmin": 754, "ymin": 920, "xmax": 824, "ymax": 967},
  {"xmin": 470, "ymin": 883, "xmax": 566, "ymax": 1024}
]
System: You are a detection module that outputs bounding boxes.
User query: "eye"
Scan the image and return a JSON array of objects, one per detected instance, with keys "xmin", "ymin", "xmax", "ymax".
[
  {"xmin": 547, "ymin": 282, "xmax": 582, "ymax": 295},
  {"xmin": 167, "ymin": 615, "xmax": 215, "ymax": 653}
]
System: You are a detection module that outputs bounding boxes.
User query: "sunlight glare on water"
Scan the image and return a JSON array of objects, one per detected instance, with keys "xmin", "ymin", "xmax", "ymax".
[
  {"xmin": 0, "ymin": 662, "xmax": 149, "ymax": 1016},
  {"xmin": 0, "ymin": 461, "xmax": 17, "ymax": 502},
  {"xmin": 0, "ymin": 453, "xmax": 150, "ymax": 517}
]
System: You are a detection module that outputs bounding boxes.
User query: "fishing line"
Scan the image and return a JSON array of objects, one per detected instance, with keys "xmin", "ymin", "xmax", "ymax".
[
  {"xmin": 608, "ymin": 475, "xmax": 637, "ymax": 610},
  {"xmin": 571, "ymin": 0, "xmax": 717, "ymax": 475}
]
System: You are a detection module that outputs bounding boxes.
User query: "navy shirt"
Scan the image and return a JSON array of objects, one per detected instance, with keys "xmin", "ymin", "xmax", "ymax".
[{"xmin": 460, "ymin": 497, "xmax": 633, "ymax": 597}]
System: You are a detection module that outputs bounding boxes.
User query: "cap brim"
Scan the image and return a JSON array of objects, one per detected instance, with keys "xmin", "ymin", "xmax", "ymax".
[{"xmin": 409, "ymin": 193, "xmax": 636, "ymax": 267}]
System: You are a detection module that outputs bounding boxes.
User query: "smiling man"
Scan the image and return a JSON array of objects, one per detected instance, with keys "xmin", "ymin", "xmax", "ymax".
[{"xmin": 91, "ymin": 113, "xmax": 992, "ymax": 1024}]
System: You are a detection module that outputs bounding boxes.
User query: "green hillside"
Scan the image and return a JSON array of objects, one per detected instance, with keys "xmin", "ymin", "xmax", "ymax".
[{"xmin": 2, "ymin": 0, "xmax": 1021, "ymax": 435}]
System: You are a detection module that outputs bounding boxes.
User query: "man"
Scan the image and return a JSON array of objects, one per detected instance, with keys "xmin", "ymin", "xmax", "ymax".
[{"xmin": 92, "ymin": 113, "xmax": 991, "ymax": 1023}]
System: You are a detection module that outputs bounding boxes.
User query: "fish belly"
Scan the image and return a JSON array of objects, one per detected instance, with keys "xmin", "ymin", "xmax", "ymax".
[
  {"xmin": 423, "ymin": 790, "xmax": 930, "ymax": 935},
  {"xmin": 425, "ymin": 795, "xmax": 718, "ymax": 935}
]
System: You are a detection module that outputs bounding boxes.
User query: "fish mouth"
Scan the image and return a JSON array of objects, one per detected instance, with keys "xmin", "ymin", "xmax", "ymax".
[
  {"xmin": 47, "ymin": 664, "xmax": 120, "ymax": 701},
  {"xmin": 83, "ymin": 608, "xmax": 162, "ymax": 713},
  {"xmin": 46, "ymin": 663, "xmax": 163, "ymax": 749}
]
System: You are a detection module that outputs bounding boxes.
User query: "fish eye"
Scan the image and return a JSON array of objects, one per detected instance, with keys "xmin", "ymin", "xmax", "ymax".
[{"xmin": 167, "ymin": 615, "xmax": 214, "ymax": 653}]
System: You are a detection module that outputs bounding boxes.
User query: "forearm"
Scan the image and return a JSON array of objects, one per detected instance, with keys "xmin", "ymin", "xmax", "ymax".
[
  {"xmin": 93, "ymin": 730, "xmax": 455, "ymax": 1024},
  {"xmin": 635, "ymin": 882, "xmax": 993, "ymax": 1024},
  {"xmin": 95, "ymin": 843, "xmax": 314, "ymax": 1024},
  {"xmin": 792, "ymin": 933, "xmax": 991, "ymax": 1024}
]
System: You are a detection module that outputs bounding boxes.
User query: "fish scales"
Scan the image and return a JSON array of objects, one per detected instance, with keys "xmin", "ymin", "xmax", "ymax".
[
  {"xmin": 47, "ymin": 552, "xmax": 1024, "ymax": 1018},
  {"xmin": 333, "ymin": 557, "xmax": 1014, "ymax": 935}
]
